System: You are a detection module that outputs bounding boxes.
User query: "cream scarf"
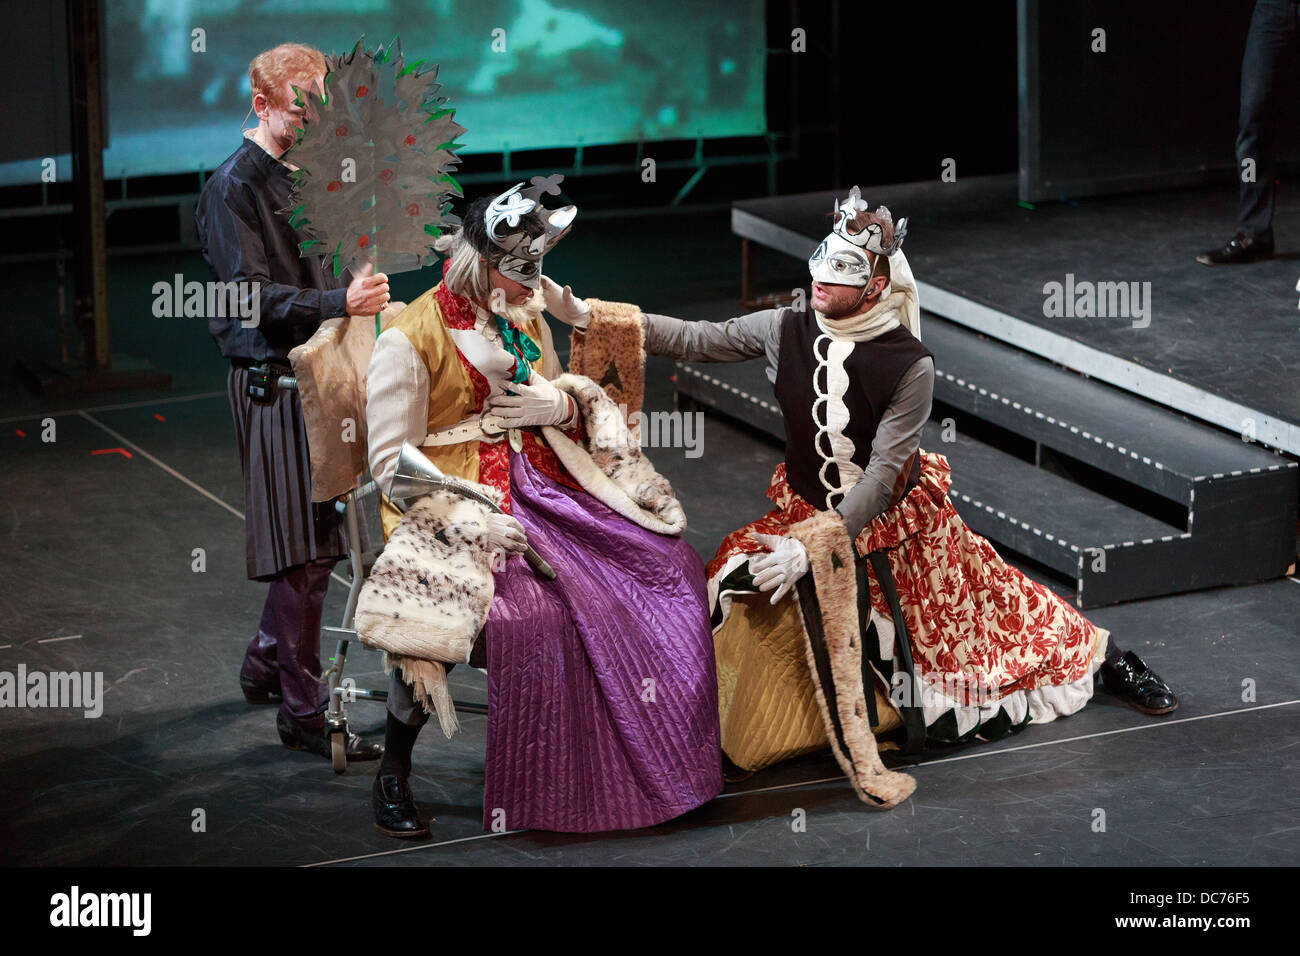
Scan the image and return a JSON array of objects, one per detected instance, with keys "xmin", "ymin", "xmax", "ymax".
[
  {"xmin": 816, "ymin": 288, "xmax": 919, "ymax": 343},
  {"xmin": 815, "ymin": 248, "xmax": 922, "ymax": 343}
]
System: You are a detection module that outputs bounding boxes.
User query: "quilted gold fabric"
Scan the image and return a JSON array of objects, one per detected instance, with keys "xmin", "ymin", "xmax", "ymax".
[{"xmin": 716, "ymin": 590, "xmax": 900, "ymax": 772}]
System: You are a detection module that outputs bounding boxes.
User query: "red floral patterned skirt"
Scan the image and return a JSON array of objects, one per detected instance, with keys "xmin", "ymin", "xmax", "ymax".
[{"xmin": 706, "ymin": 452, "xmax": 1106, "ymax": 707}]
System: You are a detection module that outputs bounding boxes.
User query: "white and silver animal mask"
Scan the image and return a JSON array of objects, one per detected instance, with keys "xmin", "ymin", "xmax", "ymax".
[
  {"xmin": 484, "ymin": 174, "xmax": 576, "ymax": 288},
  {"xmin": 808, "ymin": 186, "xmax": 907, "ymax": 287}
]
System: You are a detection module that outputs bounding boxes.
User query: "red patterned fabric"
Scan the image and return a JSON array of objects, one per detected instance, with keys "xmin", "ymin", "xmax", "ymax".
[
  {"xmin": 432, "ymin": 276, "xmax": 585, "ymax": 513},
  {"xmin": 521, "ymin": 431, "xmax": 586, "ymax": 493},
  {"xmin": 707, "ymin": 452, "xmax": 1103, "ymax": 706},
  {"xmin": 478, "ymin": 440, "xmax": 513, "ymax": 513}
]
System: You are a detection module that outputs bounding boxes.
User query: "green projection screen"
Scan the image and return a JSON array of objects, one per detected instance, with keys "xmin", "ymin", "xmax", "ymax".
[{"xmin": 0, "ymin": 0, "xmax": 765, "ymax": 185}]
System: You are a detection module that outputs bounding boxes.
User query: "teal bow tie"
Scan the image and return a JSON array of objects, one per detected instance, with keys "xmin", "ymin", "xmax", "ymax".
[{"xmin": 495, "ymin": 316, "xmax": 541, "ymax": 384}]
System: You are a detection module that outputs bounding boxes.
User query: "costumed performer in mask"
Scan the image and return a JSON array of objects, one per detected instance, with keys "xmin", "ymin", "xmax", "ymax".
[
  {"xmin": 356, "ymin": 177, "xmax": 722, "ymax": 837},
  {"xmin": 543, "ymin": 187, "xmax": 1179, "ymax": 809}
]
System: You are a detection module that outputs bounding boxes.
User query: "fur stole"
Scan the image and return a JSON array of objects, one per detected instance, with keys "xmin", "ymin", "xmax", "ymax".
[
  {"xmin": 787, "ymin": 509, "xmax": 916, "ymax": 809},
  {"xmin": 353, "ymin": 483, "xmax": 502, "ymax": 736},
  {"xmin": 542, "ymin": 373, "xmax": 686, "ymax": 536}
]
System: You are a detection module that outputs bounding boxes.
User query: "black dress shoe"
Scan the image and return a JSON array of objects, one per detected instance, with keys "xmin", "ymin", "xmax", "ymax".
[
  {"xmin": 1099, "ymin": 651, "xmax": 1179, "ymax": 716},
  {"xmin": 240, "ymin": 675, "xmax": 281, "ymax": 705},
  {"xmin": 275, "ymin": 711, "xmax": 385, "ymax": 761},
  {"xmin": 1196, "ymin": 233, "xmax": 1274, "ymax": 265},
  {"xmin": 373, "ymin": 773, "xmax": 430, "ymax": 839}
]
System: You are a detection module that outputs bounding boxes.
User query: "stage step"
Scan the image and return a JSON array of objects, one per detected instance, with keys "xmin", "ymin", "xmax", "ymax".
[
  {"xmin": 923, "ymin": 316, "xmax": 1292, "ymax": 505},
  {"xmin": 920, "ymin": 421, "xmax": 1188, "ymax": 606},
  {"xmin": 673, "ymin": 310, "xmax": 1297, "ymax": 607}
]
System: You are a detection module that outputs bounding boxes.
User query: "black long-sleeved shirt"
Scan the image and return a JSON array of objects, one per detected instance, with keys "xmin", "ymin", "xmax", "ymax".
[{"xmin": 195, "ymin": 135, "xmax": 351, "ymax": 363}]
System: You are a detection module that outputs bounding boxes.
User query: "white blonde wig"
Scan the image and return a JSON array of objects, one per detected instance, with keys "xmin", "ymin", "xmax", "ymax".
[{"xmin": 434, "ymin": 229, "xmax": 490, "ymax": 303}]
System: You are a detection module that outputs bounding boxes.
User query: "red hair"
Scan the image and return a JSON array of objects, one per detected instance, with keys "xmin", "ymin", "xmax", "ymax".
[{"xmin": 248, "ymin": 43, "xmax": 327, "ymax": 107}]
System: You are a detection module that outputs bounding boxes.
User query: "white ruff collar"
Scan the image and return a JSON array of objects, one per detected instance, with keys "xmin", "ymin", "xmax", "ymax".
[{"xmin": 815, "ymin": 289, "xmax": 909, "ymax": 342}]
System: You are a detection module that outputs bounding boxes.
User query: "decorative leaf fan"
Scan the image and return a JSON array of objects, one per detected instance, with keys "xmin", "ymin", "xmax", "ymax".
[{"xmin": 285, "ymin": 37, "xmax": 467, "ymax": 278}]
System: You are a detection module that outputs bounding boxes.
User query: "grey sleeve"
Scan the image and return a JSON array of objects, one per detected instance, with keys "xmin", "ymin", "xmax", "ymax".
[
  {"xmin": 642, "ymin": 308, "xmax": 784, "ymax": 367},
  {"xmin": 835, "ymin": 357, "xmax": 935, "ymax": 540}
]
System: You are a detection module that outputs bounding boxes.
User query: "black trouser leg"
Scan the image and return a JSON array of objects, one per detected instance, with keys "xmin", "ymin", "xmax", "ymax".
[
  {"xmin": 379, "ymin": 713, "xmax": 424, "ymax": 778},
  {"xmin": 1236, "ymin": 0, "xmax": 1300, "ymax": 240}
]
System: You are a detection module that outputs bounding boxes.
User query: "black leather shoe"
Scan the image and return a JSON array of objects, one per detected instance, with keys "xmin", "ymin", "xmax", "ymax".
[
  {"xmin": 1100, "ymin": 651, "xmax": 1179, "ymax": 715},
  {"xmin": 1196, "ymin": 233, "xmax": 1274, "ymax": 265},
  {"xmin": 275, "ymin": 711, "xmax": 385, "ymax": 761},
  {"xmin": 373, "ymin": 773, "xmax": 430, "ymax": 839},
  {"xmin": 240, "ymin": 675, "xmax": 281, "ymax": 705}
]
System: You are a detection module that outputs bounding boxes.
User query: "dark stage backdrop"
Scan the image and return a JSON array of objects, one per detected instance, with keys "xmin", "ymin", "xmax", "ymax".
[
  {"xmin": 1020, "ymin": 0, "xmax": 1300, "ymax": 202},
  {"xmin": 779, "ymin": 1, "xmax": 1021, "ymax": 195},
  {"xmin": 0, "ymin": 1, "xmax": 108, "ymax": 168}
]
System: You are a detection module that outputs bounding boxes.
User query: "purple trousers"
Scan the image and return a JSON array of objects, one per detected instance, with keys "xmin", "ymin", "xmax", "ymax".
[
  {"xmin": 240, "ymin": 557, "xmax": 334, "ymax": 724},
  {"xmin": 481, "ymin": 452, "xmax": 723, "ymax": 833}
]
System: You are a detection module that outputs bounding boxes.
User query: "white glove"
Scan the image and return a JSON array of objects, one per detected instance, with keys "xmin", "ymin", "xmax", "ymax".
[
  {"xmin": 486, "ymin": 512, "xmax": 528, "ymax": 554},
  {"xmin": 749, "ymin": 533, "xmax": 810, "ymax": 605},
  {"xmin": 488, "ymin": 376, "xmax": 575, "ymax": 429},
  {"xmin": 540, "ymin": 274, "xmax": 592, "ymax": 331}
]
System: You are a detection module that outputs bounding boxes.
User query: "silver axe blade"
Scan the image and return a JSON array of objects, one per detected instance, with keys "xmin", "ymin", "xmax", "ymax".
[{"xmin": 389, "ymin": 441, "xmax": 556, "ymax": 580}]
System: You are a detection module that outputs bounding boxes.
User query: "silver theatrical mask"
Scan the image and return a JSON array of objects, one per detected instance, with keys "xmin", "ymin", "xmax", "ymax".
[
  {"xmin": 808, "ymin": 186, "xmax": 907, "ymax": 287},
  {"xmin": 484, "ymin": 174, "xmax": 577, "ymax": 288}
]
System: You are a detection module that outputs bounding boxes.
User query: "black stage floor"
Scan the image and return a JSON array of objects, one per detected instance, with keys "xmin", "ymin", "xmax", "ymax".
[
  {"xmin": 734, "ymin": 175, "xmax": 1300, "ymax": 455},
  {"xmin": 3, "ymin": 212, "xmax": 1299, "ymax": 866}
]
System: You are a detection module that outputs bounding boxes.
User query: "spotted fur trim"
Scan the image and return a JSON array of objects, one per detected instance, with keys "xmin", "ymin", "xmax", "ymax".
[
  {"xmin": 354, "ymin": 482, "xmax": 502, "ymax": 735},
  {"xmin": 567, "ymin": 299, "xmax": 645, "ymax": 435},
  {"xmin": 542, "ymin": 373, "xmax": 686, "ymax": 535}
]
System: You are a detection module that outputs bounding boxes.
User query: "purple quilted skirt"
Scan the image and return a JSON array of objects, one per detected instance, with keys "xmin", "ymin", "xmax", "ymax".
[{"xmin": 480, "ymin": 451, "xmax": 723, "ymax": 832}]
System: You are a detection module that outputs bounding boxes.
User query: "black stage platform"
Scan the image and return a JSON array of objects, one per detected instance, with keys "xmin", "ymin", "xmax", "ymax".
[{"xmin": 731, "ymin": 175, "xmax": 1300, "ymax": 456}]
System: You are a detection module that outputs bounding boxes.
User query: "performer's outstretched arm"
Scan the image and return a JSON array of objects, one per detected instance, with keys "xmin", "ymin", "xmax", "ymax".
[
  {"xmin": 835, "ymin": 356, "xmax": 935, "ymax": 539},
  {"xmin": 640, "ymin": 308, "xmax": 783, "ymax": 365},
  {"xmin": 540, "ymin": 274, "xmax": 784, "ymax": 367}
]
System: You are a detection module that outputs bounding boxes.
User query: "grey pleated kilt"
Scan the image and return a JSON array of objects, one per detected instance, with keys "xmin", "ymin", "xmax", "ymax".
[{"xmin": 227, "ymin": 364, "xmax": 356, "ymax": 581}]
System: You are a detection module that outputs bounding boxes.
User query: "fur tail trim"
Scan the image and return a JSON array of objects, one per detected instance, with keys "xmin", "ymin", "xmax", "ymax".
[
  {"xmin": 787, "ymin": 510, "xmax": 916, "ymax": 810},
  {"xmin": 542, "ymin": 373, "xmax": 686, "ymax": 535},
  {"xmin": 387, "ymin": 654, "xmax": 461, "ymax": 738}
]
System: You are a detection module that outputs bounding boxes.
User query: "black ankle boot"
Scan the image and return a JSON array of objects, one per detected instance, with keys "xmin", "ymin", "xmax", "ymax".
[
  {"xmin": 1196, "ymin": 232, "xmax": 1274, "ymax": 265},
  {"xmin": 373, "ymin": 772, "xmax": 429, "ymax": 839},
  {"xmin": 373, "ymin": 714, "xmax": 429, "ymax": 838}
]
